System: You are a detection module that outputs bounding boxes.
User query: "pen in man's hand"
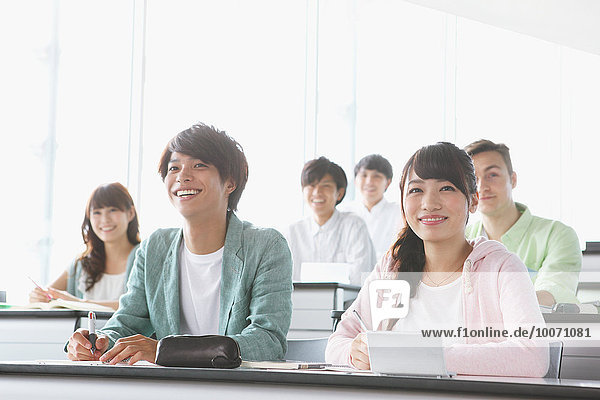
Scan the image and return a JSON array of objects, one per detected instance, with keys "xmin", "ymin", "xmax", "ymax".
[
  {"xmin": 88, "ymin": 311, "xmax": 97, "ymax": 355},
  {"xmin": 352, "ymin": 309, "xmax": 369, "ymax": 331}
]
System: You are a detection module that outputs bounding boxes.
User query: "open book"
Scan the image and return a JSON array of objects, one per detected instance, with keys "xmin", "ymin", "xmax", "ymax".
[
  {"xmin": 32, "ymin": 360, "xmax": 156, "ymax": 367},
  {"xmin": 17, "ymin": 298, "xmax": 114, "ymax": 313}
]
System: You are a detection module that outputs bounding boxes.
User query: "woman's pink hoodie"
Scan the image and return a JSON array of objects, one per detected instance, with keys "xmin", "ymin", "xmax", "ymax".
[{"xmin": 325, "ymin": 237, "xmax": 549, "ymax": 377}]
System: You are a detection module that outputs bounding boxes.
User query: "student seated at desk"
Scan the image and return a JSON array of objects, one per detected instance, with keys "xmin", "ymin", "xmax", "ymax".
[
  {"xmin": 286, "ymin": 157, "xmax": 376, "ymax": 286},
  {"xmin": 29, "ymin": 182, "xmax": 140, "ymax": 310},
  {"xmin": 66, "ymin": 123, "xmax": 293, "ymax": 363},
  {"xmin": 340, "ymin": 154, "xmax": 402, "ymax": 260},
  {"xmin": 326, "ymin": 142, "xmax": 548, "ymax": 377},
  {"xmin": 464, "ymin": 139, "xmax": 582, "ymax": 306}
]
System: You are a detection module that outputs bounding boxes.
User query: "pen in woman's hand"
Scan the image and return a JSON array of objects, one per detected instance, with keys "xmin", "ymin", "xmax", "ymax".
[
  {"xmin": 27, "ymin": 276, "xmax": 53, "ymax": 301},
  {"xmin": 352, "ymin": 309, "xmax": 369, "ymax": 331}
]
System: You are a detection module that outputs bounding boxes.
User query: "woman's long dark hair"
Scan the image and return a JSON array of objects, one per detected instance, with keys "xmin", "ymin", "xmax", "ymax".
[
  {"xmin": 389, "ymin": 142, "xmax": 477, "ymax": 296},
  {"xmin": 78, "ymin": 183, "xmax": 141, "ymax": 291}
]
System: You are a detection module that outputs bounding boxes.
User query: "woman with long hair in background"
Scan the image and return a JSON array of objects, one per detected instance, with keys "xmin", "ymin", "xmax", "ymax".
[{"xmin": 29, "ymin": 182, "xmax": 140, "ymax": 310}]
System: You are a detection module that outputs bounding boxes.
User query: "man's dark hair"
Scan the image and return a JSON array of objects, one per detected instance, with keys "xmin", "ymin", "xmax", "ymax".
[
  {"xmin": 354, "ymin": 154, "xmax": 393, "ymax": 180},
  {"xmin": 158, "ymin": 123, "xmax": 248, "ymax": 211},
  {"xmin": 464, "ymin": 139, "xmax": 514, "ymax": 175},
  {"xmin": 301, "ymin": 156, "xmax": 347, "ymax": 205}
]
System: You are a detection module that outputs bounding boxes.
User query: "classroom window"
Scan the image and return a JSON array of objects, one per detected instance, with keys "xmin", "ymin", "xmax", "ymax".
[{"xmin": 2, "ymin": 1, "xmax": 600, "ymax": 304}]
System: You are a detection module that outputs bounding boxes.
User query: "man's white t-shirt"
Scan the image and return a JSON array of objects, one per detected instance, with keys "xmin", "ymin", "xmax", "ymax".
[
  {"xmin": 179, "ymin": 242, "xmax": 223, "ymax": 335},
  {"xmin": 340, "ymin": 198, "xmax": 402, "ymax": 260}
]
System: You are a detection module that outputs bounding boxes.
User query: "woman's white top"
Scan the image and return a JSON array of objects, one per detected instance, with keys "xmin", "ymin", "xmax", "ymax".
[
  {"xmin": 392, "ymin": 277, "xmax": 463, "ymax": 345},
  {"xmin": 178, "ymin": 242, "xmax": 223, "ymax": 335},
  {"xmin": 79, "ymin": 271, "xmax": 127, "ymax": 301}
]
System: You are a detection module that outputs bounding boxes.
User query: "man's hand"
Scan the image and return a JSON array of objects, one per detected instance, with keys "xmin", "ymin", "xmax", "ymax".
[
  {"xmin": 349, "ymin": 332, "xmax": 370, "ymax": 370},
  {"xmin": 100, "ymin": 334, "xmax": 158, "ymax": 365},
  {"xmin": 67, "ymin": 328, "xmax": 109, "ymax": 361}
]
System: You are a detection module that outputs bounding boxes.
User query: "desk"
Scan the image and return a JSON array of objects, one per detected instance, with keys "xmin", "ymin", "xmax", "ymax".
[
  {"xmin": 1, "ymin": 362, "xmax": 600, "ymax": 399},
  {"xmin": 0, "ymin": 310, "xmax": 112, "ymax": 361},
  {"xmin": 578, "ymin": 255, "xmax": 600, "ymax": 303},
  {"xmin": 0, "ymin": 283, "xmax": 359, "ymax": 360},
  {"xmin": 289, "ymin": 283, "xmax": 359, "ymax": 339},
  {"xmin": 5, "ymin": 303, "xmax": 599, "ymax": 380},
  {"xmin": 544, "ymin": 313, "xmax": 600, "ymax": 380}
]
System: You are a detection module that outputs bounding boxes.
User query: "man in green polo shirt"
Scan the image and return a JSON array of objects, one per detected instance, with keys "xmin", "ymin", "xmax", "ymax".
[{"xmin": 464, "ymin": 139, "xmax": 582, "ymax": 306}]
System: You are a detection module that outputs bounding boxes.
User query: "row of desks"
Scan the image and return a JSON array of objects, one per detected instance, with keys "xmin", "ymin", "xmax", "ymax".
[
  {"xmin": 1, "ymin": 360, "xmax": 600, "ymax": 399},
  {"xmin": 2, "ymin": 283, "xmax": 600, "ymax": 381},
  {"xmin": 0, "ymin": 283, "xmax": 359, "ymax": 360}
]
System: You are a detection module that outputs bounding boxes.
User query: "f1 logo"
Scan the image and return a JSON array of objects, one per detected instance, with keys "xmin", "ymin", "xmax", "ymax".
[
  {"xmin": 376, "ymin": 288, "xmax": 404, "ymax": 308},
  {"xmin": 368, "ymin": 280, "xmax": 410, "ymax": 329}
]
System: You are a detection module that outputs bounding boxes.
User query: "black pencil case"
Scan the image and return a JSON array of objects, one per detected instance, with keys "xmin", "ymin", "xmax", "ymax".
[{"xmin": 155, "ymin": 334, "xmax": 242, "ymax": 368}]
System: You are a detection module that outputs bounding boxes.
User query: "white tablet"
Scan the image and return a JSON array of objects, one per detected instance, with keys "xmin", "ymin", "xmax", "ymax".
[{"xmin": 367, "ymin": 331, "xmax": 453, "ymax": 377}]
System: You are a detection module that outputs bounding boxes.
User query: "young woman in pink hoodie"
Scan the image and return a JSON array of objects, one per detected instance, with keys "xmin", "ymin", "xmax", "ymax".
[{"xmin": 325, "ymin": 142, "xmax": 548, "ymax": 377}]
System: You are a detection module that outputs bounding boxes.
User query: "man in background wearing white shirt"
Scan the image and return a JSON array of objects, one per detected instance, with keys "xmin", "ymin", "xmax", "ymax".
[
  {"xmin": 341, "ymin": 154, "xmax": 402, "ymax": 260},
  {"xmin": 287, "ymin": 157, "xmax": 376, "ymax": 286}
]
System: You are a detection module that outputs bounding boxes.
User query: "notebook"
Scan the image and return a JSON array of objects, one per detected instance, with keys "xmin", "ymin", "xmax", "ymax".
[
  {"xmin": 14, "ymin": 298, "xmax": 114, "ymax": 313},
  {"xmin": 367, "ymin": 331, "xmax": 452, "ymax": 377}
]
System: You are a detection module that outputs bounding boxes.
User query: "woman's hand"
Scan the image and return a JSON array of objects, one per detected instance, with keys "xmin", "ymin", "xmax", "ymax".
[
  {"xmin": 29, "ymin": 287, "xmax": 53, "ymax": 303},
  {"xmin": 100, "ymin": 334, "xmax": 158, "ymax": 365},
  {"xmin": 350, "ymin": 332, "xmax": 370, "ymax": 370},
  {"xmin": 46, "ymin": 287, "xmax": 81, "ymax": 302},
  {"xmin": 67, "ymin": 328, "xmax": 109, "ymax": 361}
]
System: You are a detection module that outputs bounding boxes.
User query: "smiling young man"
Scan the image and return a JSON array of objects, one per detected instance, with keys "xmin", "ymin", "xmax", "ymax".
[
  {"xmin": 286, "ymin": 157, "xmax": 376, "ymax": 286},
  {"xmin": 340, "ymin": 154, "xmax": 402, "ymax": 260},
  {"xmin": 464, "ymin": 139, "xmax": 582, "ymax": 306},
  {"xmin": 66, "ymin": 123, "xmax": 293, "ymax": 363}
]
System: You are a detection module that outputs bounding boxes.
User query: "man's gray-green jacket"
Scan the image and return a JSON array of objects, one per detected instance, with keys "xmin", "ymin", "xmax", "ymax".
[{"xmin": 100, "ymin": 213, "xmax": 293, "ymax": 361}]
